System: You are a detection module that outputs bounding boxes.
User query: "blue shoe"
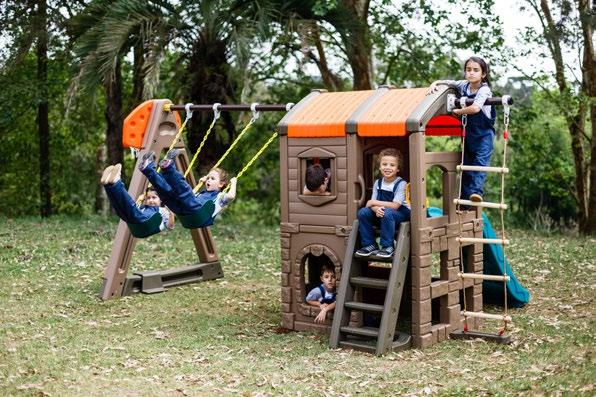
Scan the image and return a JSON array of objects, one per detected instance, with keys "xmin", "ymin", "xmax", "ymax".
[
  {"xmin": 159, "ymin": 149, "xmax": 180, "ymax": 169},
  {"xmin": 376, "ymin": 246, "xmax": 395, "ymax": 259},
  {"xmin": 138, "ymin": 151, "xmax": 156, "ymax": 171},
  {"xmin": 355, "ymin": 245, "xmax": 378, "ymax": 257}
]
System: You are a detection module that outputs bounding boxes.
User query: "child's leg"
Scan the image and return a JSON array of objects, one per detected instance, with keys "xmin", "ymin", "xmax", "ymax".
[
  {"xmin": 140, "ymin": 163, "xmax": 184, "ymax": 214},
  {"xmin": 379, "ymin": 206, "xmax": 411, "ymax": 248},
  {"xmin": 357, "ymin": 207, "xmax": 378, "ymax": 248},
  {"xmin": 160, "ymin": 164, "xmax": 202, "ymax": 214},
  {"xmin": 462, "ymin": 133, "xmax": 494, "ymax": 199},
  {"xmin": 104, "ymin": 180, "xmax": 151, "ymax": 224}
]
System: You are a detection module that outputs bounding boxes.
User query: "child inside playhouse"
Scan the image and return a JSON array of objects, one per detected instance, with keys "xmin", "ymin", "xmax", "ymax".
[
  {"xmin": 355, "ymin": 148, "xmax": 410, "ymax": 259},
  {"xmin": 139, "ymin": 149, "xmax": 237, "ymax": 226},
  {"xmin": 303, "ymin": 163, "xmax": 331, "ymax": 196},
  {"xmin": 428, "ymin": 56, "xmax": 496, "ymax": 203},
  {"xmin": 305, "ymin": 264, "xmax": 337, "ymax": 323},
  {"xmin": 100, "ymin": 164, "xmax": 174, "ymax": 235}
]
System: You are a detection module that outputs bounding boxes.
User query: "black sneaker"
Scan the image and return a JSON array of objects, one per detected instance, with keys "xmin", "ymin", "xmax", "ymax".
[
  {"xmin": 355, "ymin": 245, "xmax": 378, "ymax": 257},
  {"xmin": 138, "ymin": 151, "xmax": 156, "ymax": 171},
  {"xmin": 160, "ymin": 149, "xmax": 180, "ymax": 169},
  {"xmin": 376, "ymin": 246, "xmax": 395, "ymax": 259}
]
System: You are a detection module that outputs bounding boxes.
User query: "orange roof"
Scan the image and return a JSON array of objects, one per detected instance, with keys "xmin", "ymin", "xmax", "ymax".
[
  {"xmin": 281, "ymin": 87, "xmax": 452, "ymax": 138},
  {"xmin": 286, "ymin": 90, "xmax": 376, "ymax": 138},
  {"xmin": 356, "ymin": 88, "xmax": 428, "ymax": 136}
]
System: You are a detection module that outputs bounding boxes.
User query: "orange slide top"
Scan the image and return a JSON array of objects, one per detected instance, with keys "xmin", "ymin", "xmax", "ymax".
[{"xmin": 122, "ymin": 100, "xmax": 181, "ymax": 149}]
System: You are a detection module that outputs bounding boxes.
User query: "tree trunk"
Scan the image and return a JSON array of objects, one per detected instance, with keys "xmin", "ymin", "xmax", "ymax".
[
  {"xmin": 333, "ymin": 0, "xmax": 373, "ymax": 89},
  {"xmin": 539, "ymin": 0, "xmax": 589, "ymax": 232},
  {"xmin": 185, "ymin": 36, "xmax": 236, "ymax": 174},
  {"xmin": 579, "ymin": 0, "xmax": 595, "ymax": 234},
  {"xmin": 104, "ymin": 59, "xmax": 124, "ymax": 178},
  {"xmin": 132, "ymin": 40, "xmax": 144, "ymax": 103},
  {"xmin": 37, "ymin": 0, "xmax": 51, "ymax": 217}
]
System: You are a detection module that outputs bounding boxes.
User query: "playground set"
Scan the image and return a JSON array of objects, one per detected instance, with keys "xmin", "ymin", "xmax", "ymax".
[{"xmin": 101, "ymin": 85, "xmax": 529, "ymax": 355}]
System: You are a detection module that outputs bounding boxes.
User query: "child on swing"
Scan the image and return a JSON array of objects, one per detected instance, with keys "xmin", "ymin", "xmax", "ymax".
[
  {"xmin": 428, "ymin": 56, "xmax": 496, "ymax": 204},
  {"xmin": 100, "ymin": 164, "xmax": 174, "ymax": 234},
  {"xmin": 139, "ymin": 149, "xmax": 237, "ymax": 226}
]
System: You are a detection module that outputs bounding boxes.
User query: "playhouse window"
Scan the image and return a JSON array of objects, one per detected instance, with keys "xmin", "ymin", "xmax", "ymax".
[{"xmin": 298, "ymin": 157, "xmax": 337, "ymax": 206}]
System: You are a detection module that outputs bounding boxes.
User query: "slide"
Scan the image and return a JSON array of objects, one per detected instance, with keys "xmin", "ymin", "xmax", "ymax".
[{"xmin": 427, "ymin": 208, "xmax": 530, "ymax": 308}]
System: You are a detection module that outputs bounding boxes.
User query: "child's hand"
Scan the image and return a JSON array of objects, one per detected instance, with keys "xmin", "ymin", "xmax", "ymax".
[
  {"xmin": 427, "ymin": 83, "xmax": 438, "ymax": 95},
  {"xmin": 375, "ymin": 206, "xmax": 385, "ymax": 218},
  {"xmin": 199, "ymin": 176, "xmax": 207, "ymax": 183},
  {"xmin": 230, "ymin": 177, "xmax": 237, "ymax": 185},
  {"xmin": 314, "ymin": 307, "xmax": 328, "ymax": 323}
]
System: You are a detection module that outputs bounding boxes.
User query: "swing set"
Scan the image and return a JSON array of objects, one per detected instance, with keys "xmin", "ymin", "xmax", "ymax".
[{"xmin": 100, "ymin": 99, "xmax": 291, "ymax": 300}]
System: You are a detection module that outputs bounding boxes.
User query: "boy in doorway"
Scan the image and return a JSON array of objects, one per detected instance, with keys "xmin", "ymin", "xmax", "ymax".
[
  {"xmin": 305, "ymin": 264, "xmax": 337, "ymax": 323},
  {"xmin": 355, "ymin": 148, "xmax": 410, "ymax": 259}
]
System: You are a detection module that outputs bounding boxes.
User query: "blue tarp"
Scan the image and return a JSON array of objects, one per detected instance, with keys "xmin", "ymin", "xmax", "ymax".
[{"xmin": 427, "ymin": 208, "xmax": 530, "ymax": 308}]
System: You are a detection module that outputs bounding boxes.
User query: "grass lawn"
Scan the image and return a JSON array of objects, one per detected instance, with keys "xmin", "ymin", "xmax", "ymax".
[{"xmin": 1, "ymin": 216, "xmax": 594, "ymax": 396}]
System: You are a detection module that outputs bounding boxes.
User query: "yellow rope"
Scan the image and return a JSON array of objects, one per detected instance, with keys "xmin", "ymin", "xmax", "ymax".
[
  {"xmin": 184, "ymin": 113, "xmax": 219, "ymax": 178},
  {"xmin": 193, "ymin": 116, "xmax": 257, "ymax": 193},
  {"xmin": 223, "ymin": 132, "xmax": 278, "ymax": 193}
]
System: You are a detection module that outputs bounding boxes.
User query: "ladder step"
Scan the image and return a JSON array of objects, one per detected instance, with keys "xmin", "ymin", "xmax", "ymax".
[
  {"xmin": 456, "ymin": 237, "xmax": 510, "ymax": 245},
  {"xmin": 349, "ymin": 276, "xmax": 388, "ymax": 289},
  {"xmin": 459, "ymin": 272, "xmax": 510, "ymax": 282},
  {"xmin": 457, "ymin": 165, "xmax": 509, "ymax": 173},
  {"xmin": 338, "ymin": 339, "xmax": 377, "ymax": 354},
  {"xmin": 462, "ymin": 310, "xmax": 512, "ymax": 322},
  {"xmin": 340, "ymin": 326, "xmax": 380, "ymax": 338},
  {"xmin": 344, "ymin": 301, "xmax": 384, "ymax": 313},
  {"xmin": 454, "ymin": 199, "xmax": 508, "ymax": 210}
]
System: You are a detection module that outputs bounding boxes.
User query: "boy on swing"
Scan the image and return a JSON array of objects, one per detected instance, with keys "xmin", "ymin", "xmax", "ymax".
[
  {"xmin": 100, "ymin": 164, "xmax": 174, "ymax": 234},
  {"xmin": 139, "ymin": 149, "xmax": 237, "ymax": 226}
]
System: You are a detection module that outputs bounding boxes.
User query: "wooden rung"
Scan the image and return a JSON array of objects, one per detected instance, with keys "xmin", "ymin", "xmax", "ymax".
[
  {"xmin": 459, "ymin": 273, "xmax": 510, "ymax": 282},
  {"xmin": 456, "ymin": 237, "xmax": 510, "ymax": 245},
  {"xmin": 462, "ymin": 310, "xmax": 512, "ymax": 322},
  {"xmin": 457, "ymin": 165, "xmax": 509, "ymax": 173},
  {"xmin": 454, "ymin": 199, "xmax": 508, "ymax": 210}
]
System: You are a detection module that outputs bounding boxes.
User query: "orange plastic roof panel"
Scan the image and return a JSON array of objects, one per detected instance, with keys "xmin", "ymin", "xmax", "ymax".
[
  {"xmin": 357, "ymin": 88, "xmax": 429, "ymax": 137},
  {"xmin": 287, "ymin": 91, "xmax": 376, "ymax": 138},
  {"xmin": 122, "ymin": 100, "xmax": 155, "ymax": 149}
]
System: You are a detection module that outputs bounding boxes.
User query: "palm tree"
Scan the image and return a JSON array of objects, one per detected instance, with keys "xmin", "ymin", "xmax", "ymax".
[{"xmin": 68, "ymin": 0, "xmax": 178, "ymax": 177}]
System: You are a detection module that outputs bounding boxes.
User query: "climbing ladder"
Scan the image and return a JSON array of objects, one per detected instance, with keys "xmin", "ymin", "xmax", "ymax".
[
  {"xmin": 330, "ymin": 221, "xmax": 411, "ymax": 355},
  {"xmin": 451, "ymin": 96, "xmax": 513, "ymax": 343}
]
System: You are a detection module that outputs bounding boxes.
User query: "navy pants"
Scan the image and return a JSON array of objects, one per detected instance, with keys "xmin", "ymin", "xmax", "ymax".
[
  {"xmin": 104, "ymin": 180, "xmax": 160, "ymax": 224},
  {"xmin": 357, "ymin": 206, "xmax": 411, "ymax": 248},
  {"xmin": 141, "ymin": 163, "xmax": 202, "ymax": 215},
  {"xmin": 461, "ymin": 129, "xmax": 494, "ymax": 200}
]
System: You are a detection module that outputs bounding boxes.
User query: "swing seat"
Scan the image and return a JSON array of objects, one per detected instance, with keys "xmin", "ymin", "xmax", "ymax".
[
  {"xmin": 177, "ymin": 200, "xmax": 216, "ymax": 229},
  {"xmin": 127, "ymin": 212, "xmax": 163, "ymax": 239}
]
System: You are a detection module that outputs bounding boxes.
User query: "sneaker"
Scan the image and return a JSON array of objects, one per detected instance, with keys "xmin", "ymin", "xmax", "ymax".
[
  {"xmin": 376, "ymin": 246, "xmax": 395, "ymax": 259},
  {"xmin": 469, "ymin": 193, "xmax": 483, "ymax": 202},
  {"xmin": 107, "ymin": 163, "xmax": 122, "ymax": 184},
  {"xmin": 138, "ymin": 151, "xmax": 156, "ymax": 171},
  {"xmin": 100, "ymin": 165, "xmax": 114, "ymax": 185},
  {"xmin": 355, "ymin": 245, "xmax": 378, "ymax": 257},
  {"xmin": 159, "ymin": 149, "xmax": 180, "ymax": 169}
]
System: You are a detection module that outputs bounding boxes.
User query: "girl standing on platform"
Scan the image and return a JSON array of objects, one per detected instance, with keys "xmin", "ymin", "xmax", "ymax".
[{"xmin": 428, "ymin": 56, "xmax": 496, "ymax": 203}]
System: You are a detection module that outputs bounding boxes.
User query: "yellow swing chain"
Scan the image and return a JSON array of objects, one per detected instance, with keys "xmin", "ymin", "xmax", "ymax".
[
  {"xmin": 184, "ymin": 103, "xmax": 221, "ymax": 178},
  {"xmin": 157, "ymin": 103, "xmax": 194, "ymax": 173},
  {"xmin": 223, "ymin": 131, "xmax": 278, "ymax": 193},
  {"xmin": 193, "ymin": 103, "xmax": 261, "ymax": 193}
]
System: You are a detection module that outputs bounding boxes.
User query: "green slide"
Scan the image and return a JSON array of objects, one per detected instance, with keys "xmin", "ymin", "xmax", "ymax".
[{"xmin": 427, "ymin": 208, "xmax": 530, "ymax": 308}]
